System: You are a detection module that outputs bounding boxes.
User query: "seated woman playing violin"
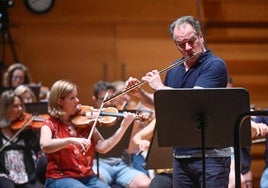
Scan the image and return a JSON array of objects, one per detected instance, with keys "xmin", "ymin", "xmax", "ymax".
[
  {"xmin": 39, "ymin": 79, "xmax": 137, "ymax": 188},
  {"xmin": 91, "ymin": 81, "xmax": 152, "ymax": 188},
  {"xmin": 0, "ymin": 90, "xmax": 44, "ymax": 188}
]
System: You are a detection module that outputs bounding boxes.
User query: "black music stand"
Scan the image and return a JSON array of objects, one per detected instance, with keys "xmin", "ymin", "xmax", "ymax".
[
  {"xmin": 25, "ymin": 102, "xmax": 48, "ymax": 114},
  {"xmin": 145, "ymin": 128, "xmax": 173, "ymax": 169},
  {"xmin": 153, "ymin": 88, "xmax": 251, "ymax": 187}
]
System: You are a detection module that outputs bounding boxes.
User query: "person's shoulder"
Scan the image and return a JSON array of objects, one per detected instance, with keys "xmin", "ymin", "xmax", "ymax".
[
  {"xmin": 201, "ymin": 50, "xmax": 227, "ymax": 71},
  {"xmin": 42, "ymin": 116, "xmax": 58, "ymax": 130},
  {"xmin": 202, "ymin": 50, "xmax": 225, "ymax": 62}
]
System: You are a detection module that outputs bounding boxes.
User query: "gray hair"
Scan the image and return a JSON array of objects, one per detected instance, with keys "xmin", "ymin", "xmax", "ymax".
[{"xmin": 169, "ymin": 16, "xmax": 201, "ymax": 40}]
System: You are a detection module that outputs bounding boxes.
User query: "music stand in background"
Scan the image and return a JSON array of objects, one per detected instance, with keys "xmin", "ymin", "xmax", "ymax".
[
  {"xmin": 153, "ymin": 88, "xmax": 251, "ymax": 187},
  {"xmin": 28, "ymin": 85, "xmax": 41, "ymax": 101},
  {"xmin": 145, "ymin": 128, "xmax": 173, "ymax": 169},
  {"xmin": 0, "ymin": 86, "xmax": 12, "ymax": 94},
  {"xmin": 25, "ymin": 102, "xmax": 48, "ymax": 114}
]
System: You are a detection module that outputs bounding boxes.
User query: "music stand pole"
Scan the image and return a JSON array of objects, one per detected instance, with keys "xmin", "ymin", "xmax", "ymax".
[{"xmin": 196, "ymin": 112, "xmax": 210, "ymax": 187}]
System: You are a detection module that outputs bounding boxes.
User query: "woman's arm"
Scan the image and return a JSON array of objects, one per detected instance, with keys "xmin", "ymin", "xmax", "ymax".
[
  {"xmin": 40, "ymin": 125, "xmax": 90, "ymax": 153},
  {"xmin": 94, "ymin": 112, "xmax": 136, "ymax": 154},
  {"xmin": 133, "ymin": 118, "xmax": 156, "ymax": 152}
]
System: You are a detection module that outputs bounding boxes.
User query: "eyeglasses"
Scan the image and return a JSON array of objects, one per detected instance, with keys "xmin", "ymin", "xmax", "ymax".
[{"xmin": 12, "ymin": 75, "xmax": 25, "ymax": 81}]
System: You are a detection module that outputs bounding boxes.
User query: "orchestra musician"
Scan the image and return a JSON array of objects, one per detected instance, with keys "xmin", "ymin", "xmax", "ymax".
[
  {"xmin": 133, "ymin": 119, "xmax": 173, "ymax": 188},
  {"xmin": 227, "ymin": 78, "xmax": 268, "ymax": 188},
  {"xmin": 125, "ymin": 15, "xmax": 230, "ymax": 187},
  {"xmin": 251, "ymin": 110, "xmax": 268, "ymax": 187},
  {"xmin": 91, "ymin": 81, "xmax": 151, "ymax": 188},
  {"xmin": 0, "ymin": 90, "xmax": 43, "ymax": 188},
  {"xmin": 14, "ymin": 85, "xmax": 37, "ymax": 104},
  {"xmin": 112, "ymin": 80, "xmax": 155, "ymax": 176},
  {"xmin": 2, "ymin": 63, "xmax": 50, "ymax": 101},
  {"xmin": 39, "ymin": 79, "xmax": 137, "ymax": 188},
  {"xmin": 2, "ymin": 63, "xmax": 32, "ymax": 88},
  {"xmin": 111, "ymin": 80, "xmax": 139, "ymax": 111}
]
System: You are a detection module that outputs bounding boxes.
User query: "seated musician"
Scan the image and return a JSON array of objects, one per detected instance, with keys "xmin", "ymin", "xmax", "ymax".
[
  {"xmin": 91, "ymin": 80, "xmax": 151, "ymax": 188},
  {"xmin": 2, "ymin": 63, "xmax": 50, "ymax": 101},
  {"xmin": 0, "ymin": 90, "xmax": 43, "ymax": 188},
  {"xmin": 132, "ymin": 119, "xmax": 173, "ymax": 188},
  {"xmin": 39, "ymin": 79, "xmax": 136, "ymax": 188},
  {"xmin": 14, "ymin": 85, "xmax": 37, "ymax": 104},
  {"xmin": 111, "ymin": 80, "xmax": 155, "ymax": 176}
]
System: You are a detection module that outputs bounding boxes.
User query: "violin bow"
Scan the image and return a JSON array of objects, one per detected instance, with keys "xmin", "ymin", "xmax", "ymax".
[
  {"xmin": 87, "ymin": 92, "xmax": 109, "ymax": 140},
  {"xmin": 0, "ymin": 115, "xmax": 37, "ymax": 153}
]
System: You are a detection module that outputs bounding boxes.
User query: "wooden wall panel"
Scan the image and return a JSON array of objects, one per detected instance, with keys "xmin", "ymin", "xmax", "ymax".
[
  {"xmin": 3, "ymin": 0, "xmax": 199, "ymax": 105},
  {"xmin": 202, "ymin": 0, "xmax": 268, "ymax": 23},
  {"xmin": 201, "ymin": 0, "xmax": 268, "ymax": 109},
  {"xmin": 206, "ymin": 28, "xmax": 268, "ymax": 43},
  {"xmin": 12, "ymin": 0, "xmax": 198, "ymax": 23},
  {"xmin": 20, "ymin": 23, "xmax": 117, "ymax": 104},
  {"xmin": 206, "ymin": 42, "xmax": 268, "ymax": 109},
  {"xmin": 116, "ymin": 24, "xmax": 179, "ymax": 80}
]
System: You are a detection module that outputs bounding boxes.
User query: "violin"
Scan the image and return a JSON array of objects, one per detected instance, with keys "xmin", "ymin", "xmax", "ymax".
[
  {"xmin": 71, "ymin": 105, "xmax": 152, "ymax": 127},
  {"xmin": 0, "ymin": 113, "xmax": 49, "ymax": 153},
  {"xmin": 11, "ymin": 113, "xmax": 49, "ymax": 131}
]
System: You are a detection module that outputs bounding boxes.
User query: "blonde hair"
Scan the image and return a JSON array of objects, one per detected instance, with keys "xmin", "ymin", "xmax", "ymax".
[
  {"xmin": 14, "ymin": 85, "xmax": 37, "ymax": 103},
  {"xmin": 48, "ymin": 80, "xmax": 77, "ymax": 118}
]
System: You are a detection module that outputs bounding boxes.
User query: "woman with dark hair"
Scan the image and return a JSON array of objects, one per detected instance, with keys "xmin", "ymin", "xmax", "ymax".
[{"xmin": 2, "ymin": 63, "xmax": 32, "ymax": 88}]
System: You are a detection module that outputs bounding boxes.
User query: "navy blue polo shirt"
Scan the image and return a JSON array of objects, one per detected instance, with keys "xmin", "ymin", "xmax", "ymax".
[{"xmin": 164, "ymin": 49, "xmax": 228, "ymax": 156}]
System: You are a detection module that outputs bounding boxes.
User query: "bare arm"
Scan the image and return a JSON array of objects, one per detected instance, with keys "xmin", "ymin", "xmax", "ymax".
[
  {"xmin": 40, "ymin": 125, "xmax": 91, "ymax": 153},
  {"xmin": 251, "ymin": 120, "xmax": 268, "ymax": 139},
  {"xmin": 133, "ymin": 118, "xmax": 156, "ymax": 152},
  {"xmin": 134, "ymin": 90, "xmax": 155, "ymax": 110},
  {"xmin": 93, "ymin": 112, "xmax": 136, "ymax": 154}
]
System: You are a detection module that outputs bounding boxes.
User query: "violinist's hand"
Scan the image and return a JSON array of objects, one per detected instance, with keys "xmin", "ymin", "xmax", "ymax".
[
  {"xmin": 141, "ymin": 70, "xmax": 165, "ymax": 91},
  {"xmin": 70, "ymin": 137, "xmax": 91, "ymax": 154},
  {"xmin": 125, "ymin": 77, "xmax": 143, "ymax": 97},
  {"xmin": 121, "ymin": 112, "xmax": 136, "ymax": 128},
  {"xmin": 251, "ymin": 121, "xmax": 268, "ymax": 139},
  {"xmin": 138, "ymin": 139, "xmax": 151, "ymax": 152}
]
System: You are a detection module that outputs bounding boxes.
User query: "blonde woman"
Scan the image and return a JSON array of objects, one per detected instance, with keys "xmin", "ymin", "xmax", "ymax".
[
  {"xmin": 40, "ymin": 80, "xmax": 136, "ymax": 188},
  {"xmin": 14, "ymin": 85, "xmax": 37, "ymax": 103}
]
